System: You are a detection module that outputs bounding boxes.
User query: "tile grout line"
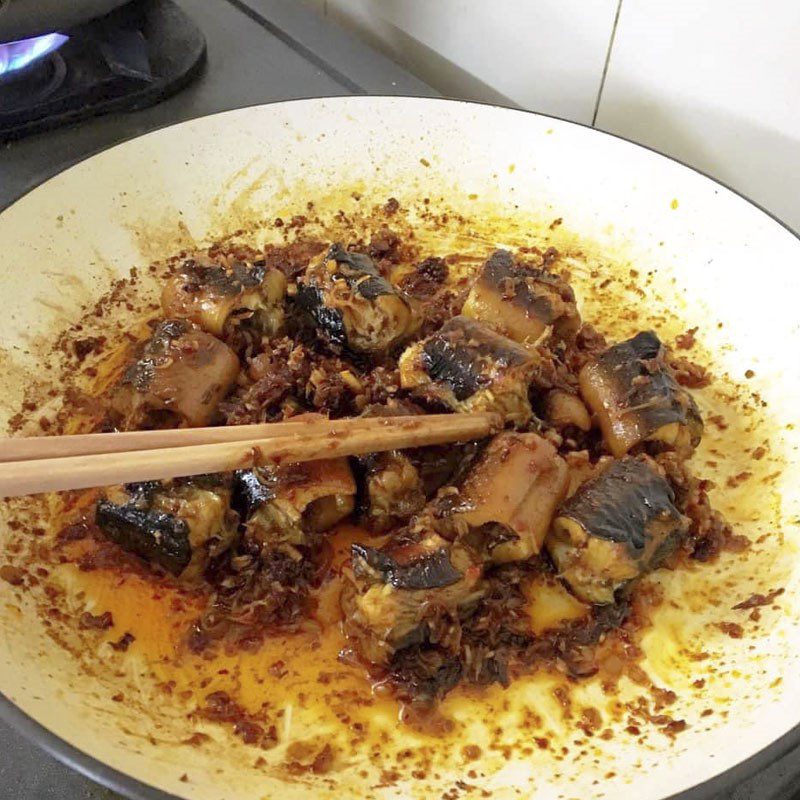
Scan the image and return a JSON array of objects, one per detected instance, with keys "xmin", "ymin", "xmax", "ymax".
[{"xmin": 591, "ymin": 0, "xmax": 623, "ymax": 127}]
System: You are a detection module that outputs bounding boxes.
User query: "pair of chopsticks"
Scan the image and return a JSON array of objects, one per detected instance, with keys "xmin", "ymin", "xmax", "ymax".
[{"xmin": 0, "ymin": 413, "xmax": 501, "ymax": 498}]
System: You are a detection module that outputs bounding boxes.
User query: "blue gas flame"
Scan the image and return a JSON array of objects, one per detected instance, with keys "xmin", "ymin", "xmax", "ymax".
[{"xmin": 0, "ymin": 33, "xmax": 69, "ymax": 78}]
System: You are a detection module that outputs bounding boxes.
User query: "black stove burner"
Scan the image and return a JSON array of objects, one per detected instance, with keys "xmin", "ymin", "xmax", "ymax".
[
  {"xmin": 0, "ymin": 0, "xmax": 206, "ymax": 141},
  {"xmin": 0, "ymin": 52, "xmax": 68, "ymax": 107}
]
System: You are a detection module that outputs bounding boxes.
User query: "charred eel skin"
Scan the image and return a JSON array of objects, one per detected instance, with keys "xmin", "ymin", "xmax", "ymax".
[
  {"xmin": 96, "ymin": 499, "xmax": 192, "ymax": 576},
  {"xmin": 352, "ymin": 542, "xmax": 462, "ymax": 590}
]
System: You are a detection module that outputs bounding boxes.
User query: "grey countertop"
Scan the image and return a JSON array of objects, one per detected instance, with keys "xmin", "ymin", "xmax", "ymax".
[{"xmin": 0, "ymin": 2, "xmax": 797, "ymax": 798}]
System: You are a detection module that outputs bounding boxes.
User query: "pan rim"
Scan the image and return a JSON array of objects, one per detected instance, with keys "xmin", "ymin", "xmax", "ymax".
[{"xmin": 1, "ymin": 94, "xmax": 798, "ymax": 800}]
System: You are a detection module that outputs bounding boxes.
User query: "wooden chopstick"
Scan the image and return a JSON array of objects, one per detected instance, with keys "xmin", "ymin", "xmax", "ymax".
[
  {"xmin": 0, "ymin": 416, "xmax": 412, "ymax": 463},
  {"xmin": 0, "ymin": 413, "xmax": 501, "ymax": 498}
]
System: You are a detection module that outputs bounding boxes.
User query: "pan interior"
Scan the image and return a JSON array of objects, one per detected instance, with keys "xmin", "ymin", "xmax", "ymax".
[{"xmin": 0, "ymin": 97, "xmax": 798, "ymax": 800}]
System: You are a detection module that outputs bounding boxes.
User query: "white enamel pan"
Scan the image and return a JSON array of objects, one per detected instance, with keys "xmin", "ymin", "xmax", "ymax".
[{"xmin": 0, "ymin": 97, "xmax": 799, "ymax": 800}]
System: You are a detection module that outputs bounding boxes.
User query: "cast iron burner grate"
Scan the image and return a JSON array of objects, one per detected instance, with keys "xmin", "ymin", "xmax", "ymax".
[{"xmin": 0, "ymin": 0, "xmax": 206, "ymax": 141}]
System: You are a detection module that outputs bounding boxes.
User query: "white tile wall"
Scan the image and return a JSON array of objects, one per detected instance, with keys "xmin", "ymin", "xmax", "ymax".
[
  {"xmin": 323, "ymin": 0, "xmax": 621, "ymax": 124},
  {"xmin": 596, "ymin": 0, "xmax": 800, "ymax": 233}
]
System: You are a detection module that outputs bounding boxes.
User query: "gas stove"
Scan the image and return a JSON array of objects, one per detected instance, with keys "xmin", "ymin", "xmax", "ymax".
[
  {"xmin": 0, "ymin": 2, "xmax": 797, "ymax": 799},
  {"xmin": 0, "ymin": 0, "xmax": 205, "ymax": 140}
]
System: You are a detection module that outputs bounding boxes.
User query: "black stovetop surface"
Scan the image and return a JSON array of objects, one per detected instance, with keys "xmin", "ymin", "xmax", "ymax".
[
  {"xmin": 0, "ymin": 0, "xmax": 206, "ymax": 140},
  {"xmin": 0, "ymin": 1, "xmax": 797, "ymax": 798}
]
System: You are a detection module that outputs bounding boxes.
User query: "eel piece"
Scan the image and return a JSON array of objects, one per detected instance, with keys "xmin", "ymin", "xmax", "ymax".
[
  {"xmin": 112, "ymin": 319, "xmax": 240, "ymax": 428},
  {"xmin": 579, "ymin": 330, "xmax": 703, "ymax": 457},
  {"xmin": 161, "ymin": 259, "xmax": 287, "ymax": 338},
  {"xmin": 546, "ymin": 456, "xmax": 688, "ymax": 603},
  {"xmin": 399, "ymin": 315, "xmax": 539, "ymax": 425},
  {"xmin": 296, "ymin": 243, "xmax": 415, "ymax": 353},
  {"xmin": 462, "ymin": 249, "xmax": 580, "ymax": 344}
]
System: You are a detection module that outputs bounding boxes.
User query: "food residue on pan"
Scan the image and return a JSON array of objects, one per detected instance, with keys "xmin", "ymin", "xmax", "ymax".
[{"xmin": 0, "ymin": 189, "xmax": 793, "ymax": 798}]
